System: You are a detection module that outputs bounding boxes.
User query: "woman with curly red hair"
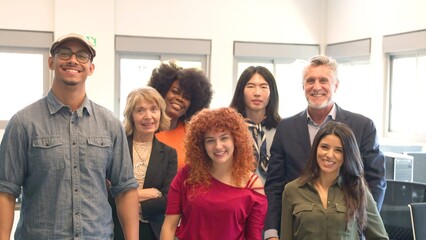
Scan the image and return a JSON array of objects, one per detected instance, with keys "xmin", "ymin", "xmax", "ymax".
[{"xmin": 160, "ymin": 108, "xmax": 267, "ymax": 240}]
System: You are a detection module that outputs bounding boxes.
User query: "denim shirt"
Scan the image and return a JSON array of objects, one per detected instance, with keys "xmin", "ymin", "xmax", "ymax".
[{"xmin": 0, "ymin": 91, "xmax": 138, "ymax": 240}]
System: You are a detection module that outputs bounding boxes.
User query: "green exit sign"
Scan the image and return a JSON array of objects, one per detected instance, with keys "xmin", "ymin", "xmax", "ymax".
[{"xmin": 86, "ymin": 36, "xmax": 96, "ymax": 47}]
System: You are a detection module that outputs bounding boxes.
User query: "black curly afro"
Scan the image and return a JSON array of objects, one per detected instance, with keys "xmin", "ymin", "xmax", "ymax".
[{"xmin": 148, "ymin": 61, "xmax": 213, "ymax": 122}]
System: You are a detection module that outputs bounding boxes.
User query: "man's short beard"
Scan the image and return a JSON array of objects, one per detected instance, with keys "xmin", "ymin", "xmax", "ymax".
[{"xmin": 308, "ymin": 100, "xmax": 331, "ymax": 110}]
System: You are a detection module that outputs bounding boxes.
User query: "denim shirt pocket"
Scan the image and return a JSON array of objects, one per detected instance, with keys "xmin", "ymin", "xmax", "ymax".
[
  {"xmin": 86, "ymin": 136, "xmax": 112, "ymax": 169},
  {"xmin": 32, "ymin": 136, "xmax": 65, "ymax": 171}
]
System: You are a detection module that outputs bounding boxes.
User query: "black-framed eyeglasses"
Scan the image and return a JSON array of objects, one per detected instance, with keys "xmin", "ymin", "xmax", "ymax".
[{"xmin": 55, "ymin": 48, "xmax": 92, "ymax": 63}]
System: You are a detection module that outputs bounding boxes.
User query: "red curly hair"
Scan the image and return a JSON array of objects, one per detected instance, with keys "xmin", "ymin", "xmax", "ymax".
[{"xmin": 184, "ymin": 107, "xmax": 255, "ymax": 190}]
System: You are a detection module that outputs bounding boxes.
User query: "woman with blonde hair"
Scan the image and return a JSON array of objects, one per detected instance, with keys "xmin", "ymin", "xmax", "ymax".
[{"xmin": 109, "ymin": 87, "xmax": 177, "ymax": 240}]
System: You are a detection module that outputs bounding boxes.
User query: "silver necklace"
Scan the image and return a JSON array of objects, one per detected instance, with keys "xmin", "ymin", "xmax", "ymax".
[{"xmin": 133, "ymin": 141, "xmax": 152, "ymax": 181}]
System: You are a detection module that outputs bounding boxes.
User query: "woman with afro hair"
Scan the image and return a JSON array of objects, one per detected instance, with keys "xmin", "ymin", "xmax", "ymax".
[
  {"xmin": 148, "ymin": 61, "xmax": 213, "ymax": 170},
  {"xmin": 160, "ymin": 108, "xmax": 267, "ymax": 240}
]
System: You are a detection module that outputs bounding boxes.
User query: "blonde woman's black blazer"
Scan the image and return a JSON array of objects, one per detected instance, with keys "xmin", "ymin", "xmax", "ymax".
[{"xmin": 109, "ymin": 135, "xmax": 177, "ymax": 239}]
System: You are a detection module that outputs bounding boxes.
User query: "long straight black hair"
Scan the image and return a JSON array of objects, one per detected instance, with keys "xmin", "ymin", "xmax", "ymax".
[{"xmin": 229, "ymin": 66, "xmax": 281, "ymax": 129}]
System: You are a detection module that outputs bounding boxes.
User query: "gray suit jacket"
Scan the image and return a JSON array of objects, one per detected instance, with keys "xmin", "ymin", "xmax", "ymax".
[{"xmin": 264, "ymin": 104, "xmax": 386, "ymax": 232}]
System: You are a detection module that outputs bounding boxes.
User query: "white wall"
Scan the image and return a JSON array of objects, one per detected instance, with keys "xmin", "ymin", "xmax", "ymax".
[
  {"xmin": 0, "ymin": 0, "xmax": 54, "ymax": 31},
  {"xmin": 326, "ymin": 0, "xmax": 426, "ymax": 146},
  {"xmin": 114, "ymin": 0, "xmax": 323, "ymax": 108},
  {"xmin": 326, "ymin": 0, "xmax": 426, "ymax": 42},
  {"xmin": 0, "ymin": 0, "xmax": 322, "ymax": 111}
]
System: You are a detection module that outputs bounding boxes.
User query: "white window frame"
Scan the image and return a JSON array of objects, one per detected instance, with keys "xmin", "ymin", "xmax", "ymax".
[
  {"xmin": 0, "ymin": 30, "xmax": 52, "ymax": 129},
  {"xmin": 233, "ymin": 41, "xmax": 319, "ymax": 84},
  {"xmin": 115, "ymin": 36, "xmax": 211, "ymax": 117},
  {"xmin": 233, "ymin": 41, "xmax": 319, "ymax": 118},
  {"xmin": 383, "ymin": 30, "xmax": 426, "ymax": 142},
  {"xmin": 325, "ymin": 39, "xmax": 382, "ymax": 133},
  {"xmin": 385, "ymin": 52, "xmax": 426, "ymax": 142}
]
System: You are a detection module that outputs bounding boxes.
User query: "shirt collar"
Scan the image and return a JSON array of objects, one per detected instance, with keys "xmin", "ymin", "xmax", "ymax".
[
  {"xmin": 299, "ymin": 175, "xmax": 343, "ymax": 189},
  {"xmin": 306, "ymin": 103, "xmax": 337, "ymax": 126},
  {"xmin": 47, "ymin": 90, "xmax": 91, "ymax": 117}
]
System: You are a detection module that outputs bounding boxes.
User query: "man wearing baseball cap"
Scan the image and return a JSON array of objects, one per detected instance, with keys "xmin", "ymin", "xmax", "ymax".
[{"xmin": 0, "ymin": 33, "xmax": 139, "ymax": 239}]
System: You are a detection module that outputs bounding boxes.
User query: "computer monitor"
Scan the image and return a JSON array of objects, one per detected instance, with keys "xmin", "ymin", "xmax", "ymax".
[
  {"xmin": 403, "ymin": 152, "xmax": 426, "ymax": 183},
  {"xmin": 384, "ymin": 152, "xmax": 414, "ymax": 182}
]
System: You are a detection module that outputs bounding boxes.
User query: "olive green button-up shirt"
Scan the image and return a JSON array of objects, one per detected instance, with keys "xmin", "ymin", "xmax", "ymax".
[{"xmin": 280, "ymin": 178, "xmax": 389, "ymax": 240}]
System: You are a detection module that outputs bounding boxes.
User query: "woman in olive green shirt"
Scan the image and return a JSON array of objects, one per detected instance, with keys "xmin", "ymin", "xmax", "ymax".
[{"xmin": 280, "ymin": 121, "xmax": 388, "ymax": 240}]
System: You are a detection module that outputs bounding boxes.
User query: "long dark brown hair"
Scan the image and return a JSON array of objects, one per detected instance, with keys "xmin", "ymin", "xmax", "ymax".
[{"xmin": 299, "ymin": 121, "xmax": 368, "ymax": 231}]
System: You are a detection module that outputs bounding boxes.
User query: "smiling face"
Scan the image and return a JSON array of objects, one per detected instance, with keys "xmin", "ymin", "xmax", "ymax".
[
  {"xmin": 303, "ymin": 65, "xmax": 338, "ymax": 110},
  {"xmin": 132, "ymin": 99, "xmax": 161, "ymax": 139},
  {"xmin": 204, "ymin": 130, "xmax": 235, "ymax": 167},
  {"xmin": 48, "ymin": 40, "xmax": 94, "ymax": 87},
  {"xmin": 244, "ymin": 73, "xmax": 270, "ymax": 115},
  {"xmin": 164, "ymin": 80, "xmax": 191, "ymax": 120},
  {"xmin": 316, "ymin": 134, "xmax": 344, "ymax": 177}
]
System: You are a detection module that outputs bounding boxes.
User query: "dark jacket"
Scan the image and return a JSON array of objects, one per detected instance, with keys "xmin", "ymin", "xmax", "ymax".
[
  {"xmin": 264, "ymin": 104, "xmax": 386, "ymax": 233},
  {"xmin": 109, "ymin": 135, "xmax": 177, "ymax": 239}
]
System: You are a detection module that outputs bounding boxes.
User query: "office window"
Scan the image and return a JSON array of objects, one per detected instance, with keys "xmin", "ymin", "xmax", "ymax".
[
  {"xmin": 236, "ymin": 60, "xmax": 309, "ymax": 118},
  {"xmin": 115, "ymin": 36, "xmax": 210, "ymax": 119},
  {"xmin": 0, "ymin": 30, "xmax": 52, "ymax": 129},
  {"xmin": 234, "ymin": 42, "xmax": 319, "ymax": 118},
  {"xmin": 275, "ymin": 60, "xmax": 307, "ymax": 118},
  {"xmin": 324, "ymin": 39, "xmax": 384, "ymax": 134},
  {"xmin": 383, "ymin": 30, "xmax": 426, "ymax": 141},
  {"xmin": 388, "ymin": 54, "xmax": 426, "ymax": 137},
  {"xmin": 0, "ymin": 52, "xmax": 44, "ymax": 120},
  {"xmin": 336, "ymin": 59, "xmax": 380, "ymax": 127},
  {"xmin": 118, "ymin": 56, "xmax": 203, "ymax": 120}
]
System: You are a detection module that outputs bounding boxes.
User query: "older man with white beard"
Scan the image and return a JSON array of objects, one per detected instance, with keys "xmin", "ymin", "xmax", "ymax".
[{"xmin": 263, "ymin": 55, "xmax": 386, "ymax": 240}]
